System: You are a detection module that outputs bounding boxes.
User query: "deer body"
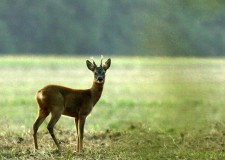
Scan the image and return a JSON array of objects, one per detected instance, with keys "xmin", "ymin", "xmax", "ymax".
[
  {"xmin": 36, "ymin": 83, "xmax": 102, "ymax": 117},
  {"xmin": 33, "ymin": 57, "xmax": 111, "ymax": 152}
]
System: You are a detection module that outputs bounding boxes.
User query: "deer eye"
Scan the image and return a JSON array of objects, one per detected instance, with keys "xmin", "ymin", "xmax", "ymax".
[{"xmin": 94, "ymin": 72, "xmax": 98, "ymax": 75}]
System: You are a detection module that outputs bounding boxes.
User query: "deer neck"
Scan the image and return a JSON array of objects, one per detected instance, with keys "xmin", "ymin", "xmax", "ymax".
[{"xmin": 91, "ymin": 81, "xmax": 104, "ymax": 106}]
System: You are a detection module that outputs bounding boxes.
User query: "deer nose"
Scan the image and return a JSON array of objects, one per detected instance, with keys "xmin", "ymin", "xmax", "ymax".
[{"xmin": 97, "ymin": 77, "xmax": 103, "ymax": 82}]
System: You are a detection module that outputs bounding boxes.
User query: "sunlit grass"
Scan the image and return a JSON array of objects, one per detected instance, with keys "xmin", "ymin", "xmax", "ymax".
[
  {"xmin": 1, "ymin": 55, "xmax": 225, "ymax": 159},
  {"xmin": 1, "ymin": 56, "xmax": 225, "ymax": 132}
]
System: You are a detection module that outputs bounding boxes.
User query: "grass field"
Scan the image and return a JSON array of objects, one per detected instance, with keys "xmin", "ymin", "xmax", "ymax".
[{"xmin": 1, "ymin": 55, "xmax": 225, "ymax": 159}]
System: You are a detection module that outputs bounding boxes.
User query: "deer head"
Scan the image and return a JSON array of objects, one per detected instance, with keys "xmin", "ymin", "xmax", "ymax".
[{"xmin": 86, "ymin": 56, "xmax": 111, "ymax": 84}]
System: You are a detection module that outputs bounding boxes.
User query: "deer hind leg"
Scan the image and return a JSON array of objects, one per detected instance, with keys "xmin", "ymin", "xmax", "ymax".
[
  {"xmin": 47, "ymin": 111, "xmax": 62, "ymax": 151},
  {"xmin": 33, "ymin": 109, "xmax": 49, "ymax": 150}
]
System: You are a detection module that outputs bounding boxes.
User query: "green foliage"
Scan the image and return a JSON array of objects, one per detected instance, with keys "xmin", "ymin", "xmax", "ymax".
[
  {"xmin": 0, "ymin": 21, "xmax": 15, "ymax": 52},
  {"xmin": 0, "ymin": 1, "xmax": 225, "ymax": 55}
]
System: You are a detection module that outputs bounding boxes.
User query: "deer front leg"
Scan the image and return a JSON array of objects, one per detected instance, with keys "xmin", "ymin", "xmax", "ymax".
[
  {"xmin": 77, "ymin": 116, "xmax": 86, "ymax": 152},
  {"xmin": 75, "ymin": 117, "xmax": 79, "ymax": 151},
  {"xmin": 75, "ymin": 117, "xmax": 79, "ymax": 135}
]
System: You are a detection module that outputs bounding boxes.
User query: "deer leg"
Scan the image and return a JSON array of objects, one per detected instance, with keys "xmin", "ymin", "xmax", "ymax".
[
  {"xmin": 75, "ymin": 117, "xmax": 79, "ymax": 151},
  {"xmin": 77, "ymin": 116, "xmax": 86, "ymax": 152},
  {"xmin": 33, "ymin": 109, "xmax": 49, "ymax": 150},
  {"xmin": 75, "ymin": 117, "xmax": 79, "ymax": 135},
  {"xmin": 47, "ymin": 112, "xmax": 62, "ymax": 151}
]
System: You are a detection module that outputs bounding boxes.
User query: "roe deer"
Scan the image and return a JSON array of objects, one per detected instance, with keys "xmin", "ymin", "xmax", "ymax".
[{"xmin": 32, "ymin": 56, "xmax": 111, "ymax": 152}]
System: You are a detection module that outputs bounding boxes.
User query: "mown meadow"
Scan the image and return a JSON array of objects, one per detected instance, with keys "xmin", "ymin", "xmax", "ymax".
[{"xmin": 1, "ymin": 56, "xmax": 225, "ymax": 159}]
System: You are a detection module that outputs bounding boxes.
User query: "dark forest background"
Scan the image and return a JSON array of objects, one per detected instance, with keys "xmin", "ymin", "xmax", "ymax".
[{"xmin": 0, "ymin": 0, "xmax": 225, "ymax": 56}]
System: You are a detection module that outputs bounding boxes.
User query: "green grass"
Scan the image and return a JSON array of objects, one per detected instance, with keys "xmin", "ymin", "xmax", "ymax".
[{"xmin": 1, "ymin": 55, "xmax": 225, "ymax": 159}]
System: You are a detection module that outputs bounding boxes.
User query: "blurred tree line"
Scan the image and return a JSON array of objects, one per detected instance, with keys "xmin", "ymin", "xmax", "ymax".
[{"xmin": 0, "ymin": 0, "xmax": 224, "ymax": 56}]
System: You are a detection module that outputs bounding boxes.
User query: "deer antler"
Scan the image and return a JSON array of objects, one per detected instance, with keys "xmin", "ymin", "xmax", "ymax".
[
  {"xmin": 100, "ymin": 55, "xmax": 104, "ymax": 67},
  {"xmin": 90, "ymin": 56, "xmax": 97, "ymax": 67}
]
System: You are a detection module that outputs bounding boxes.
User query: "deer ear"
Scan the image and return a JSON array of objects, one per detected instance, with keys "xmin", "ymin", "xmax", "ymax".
[
  {"xmin": 103, "ymin": 58, "xmax": 111, "ymax": 71},
  {"xmin": 86, "ymin": 60, "xmax": 95, "ymax": 71}
]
